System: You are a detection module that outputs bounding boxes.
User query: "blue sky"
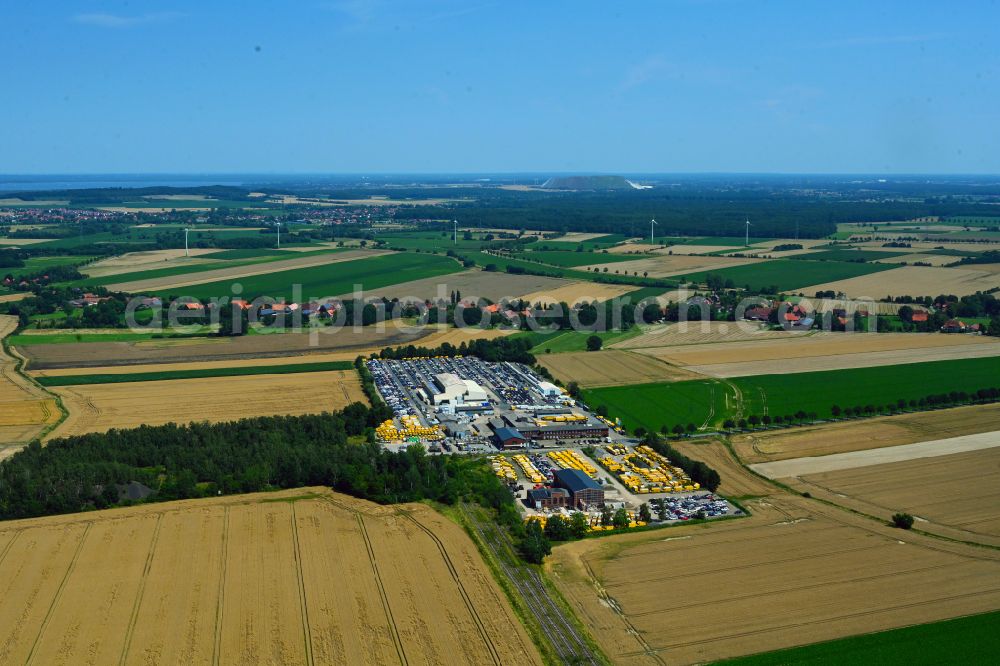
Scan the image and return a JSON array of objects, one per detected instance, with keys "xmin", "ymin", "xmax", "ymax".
[{"xmin": 1, "ymin": 1, "xmax": 997, "ymax": 174}]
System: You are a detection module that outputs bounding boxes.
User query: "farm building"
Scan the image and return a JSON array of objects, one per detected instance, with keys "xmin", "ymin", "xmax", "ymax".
[
  {"xmin": 494, "ymin": 427, "xmax": 528, "ymax": 450},
  {"xmin": 528, "ymin": 487, "xmax": 570, "ymax": 510},
  {"xmin": 553, "ymin": 468, "xmax": 605, "ymax": 509}
]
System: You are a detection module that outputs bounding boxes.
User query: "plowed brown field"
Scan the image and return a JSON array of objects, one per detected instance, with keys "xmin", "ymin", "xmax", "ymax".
[
  {"xmin": 46, "ymin": 370, "xmax": 365, "ymax": 439},
  {"xmin": 0, "ymin": 489, "xmax": 541, "ymax": 665},
  {"xmin": 547, "ymin": 440, "xmax": 1000, "ymax": 665}
]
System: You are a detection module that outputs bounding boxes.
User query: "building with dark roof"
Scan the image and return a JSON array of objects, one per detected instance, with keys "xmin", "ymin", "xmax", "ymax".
[
  {"xmin": 527, "ymin": 487, "xmax": 569, "ymax": 510},
  {"xmin": 494, "ymin": 427, "xmax": 528, "ymax": 450},
  {"xmin": 553, "ymin": 468, "xmax": 604, "ymax": 508}
]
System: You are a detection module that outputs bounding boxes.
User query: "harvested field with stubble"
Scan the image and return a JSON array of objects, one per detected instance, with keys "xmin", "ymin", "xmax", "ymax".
[
  {"xmin": 800, "ymin": 265, "xmax": 1000, "ymax": 298},
  {"xmin": 17, "ymin": 325, "xmax": 438, "ymax": 369},
  {"xmin": 538, "ymin": 350, "xmax": 700, "ymax": 387},
  {"xmin": 0, "ymin": 316, "xmax": 60, "ymax": 457},
  {"xmin": 653, "ymin": 332, "xmax": 1000, "ymax": 377},
  {"xmin": 612, "ymin": 321, "xmax": 807, "ymax": 350},
  {"xmin": 785, "ymin": 444, "xmax": 1000, "ymax": 547},
  {"xmin": 46, "ymin": 370, "xmax": 365, "ymax": 438},
  {"xmin": 733, "ymin": 402, "xmax": 1000, "ymax": 463},
  {"xmin": 582, "ymin": 254, "xmax": 756, "ymax": 278},
  {"xmin": 520, "ymin": 281, "xmax": 636, "ymax": 306},
  {"xmin": 0, "ymin": 489, "xmax": 541, "ymax": 665},
  {"xmin": 547, "ymin": 439, "xmax": 1000, "ymax": 665},
  {"xmin": 349, "ymin": 270, "xmax": 572, "ymax": 302},
  {"xmin": 82, "ymin": 248, "xmax": 218, "ymax": 278}
]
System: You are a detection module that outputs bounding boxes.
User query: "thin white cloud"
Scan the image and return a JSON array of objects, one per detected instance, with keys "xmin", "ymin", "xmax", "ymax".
[{"xmin": 73, "ymin": 12, "xmax": 185, "ymax": 28}]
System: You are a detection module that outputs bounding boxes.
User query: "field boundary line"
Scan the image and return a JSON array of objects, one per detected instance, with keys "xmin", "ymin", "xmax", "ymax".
[
  {"xmin": 398, "ymin": 509, "xmax": 502, "ymax": 666},
  {"xmin": 2, "ymin": 329, "xmax": 69, "ymax": 446},
  {"xmin": 25, "ymin": 522, "xmax": 92, "ymax": 666},
  {"xmin": 353, "ymin": 510, "xmax": 408, "ymax": 666},
  {"xmin": 212, "ymin": 505, "xmax": 231, "ymax": 666},
  {"xmin": 119, "ymin": 512, "xmax": 164, "ymax": 665},
  {"xmin": 290, "ymin": 503, "xmax": 315, "ymax": 666}
]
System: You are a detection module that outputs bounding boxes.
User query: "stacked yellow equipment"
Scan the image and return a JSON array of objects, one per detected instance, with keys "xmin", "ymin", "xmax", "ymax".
[{"xmin": 512, "ymin": 454, "xmax": 545, "ymax": 483}]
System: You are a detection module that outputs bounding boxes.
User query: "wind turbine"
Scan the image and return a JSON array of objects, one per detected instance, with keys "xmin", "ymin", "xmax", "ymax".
[
  {"xmin": 184, "ymin": 228, "xmax": 190, "ymax": 257},
  {"xmin": 453, "ymin": 219, "xmax": 458, "ymax": 245},
  {"xmin": 745, "ymin": 218, "xmax": 751, "ymax": 247},
  {"xmin": 276, "ymin": 222, "xmax": 281, "ymax": 248},
  {"xmin": 650, "ymin": 218, "xmax": 657, "ymax": 245}
]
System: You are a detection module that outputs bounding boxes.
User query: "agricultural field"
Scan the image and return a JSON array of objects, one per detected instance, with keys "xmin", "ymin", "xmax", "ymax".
[
  {"xmin": 583, "ymin": 379, "xmax": 729, "ymax": 432},
  {"xmin": 584, "ymin": 356, "xmax": 1000, "ymax": 432},
  {"xmin": 520, "ymin": 327, "xmax": 643, "ymax": 354},
  {"xmin": 33, "ymin": 359, "xmax": 355, "ymax": 386},
  {"xmin": 46, "ymin": 369, "xmax": 366, "ymax": 438},
  {"xmin": 641, "ymin": 332, "xmax": 1000, "ymax": 378},
  {"xmin": 718, "ymin": 610, "xmax": 1000, "ymax": 666},
  {"xmin": 538, "ymin": 349, "xmax": 700, "ymax": 387},
  {"xmin": 352, "ymin": 270, "xmax": 571, "ymax": 303},
  {"xmin": 762, "ymin": 434, "xmax": 1000, "ymax": 547},
  {"xmin": 0, "ymin": 315, "xmax": 60, "ymax": 458},
  {"xmin": 681, "ymin": 258, "xmax": 896, "ymax": 292},
  {"xmin": 547, "ymin": 440, "xmax": 1000, "ymax": 665},
  {"xmin": 82, "ymin": 248, "xmax": 218, "ymax": 278},
  {"xmin": 520, "ymin": 280, "xmax": 636, "ymax": 306},
  {"xmin": 612, "ymin": 321, "xmax": 804, "ymax": 350},
  {"xmin": 733, "ymin": 402, "xmax": 1000, "ymax": 463},
  {"xmin": 873, "ymin": 253, "xmax": 960, "ymax": 266},
  {"xmin": 105, "ymin": 248, "xmax": 388, "ymax": 292},
  {"xmin": 792, "ymin": 248, "xmax": 910, "ymax": 262},
  {"xmin": 799, "ymin": 265, "xmax": 1000, "ymax": 299},
  {"xmin": 581, "ymin": 255, "xmax": 756, "ymax": 279},
  {"xmin": 516, "ymin": 250, "xmax": 638, "ymax": 268},
  {"xmin": 0, "ymin": 489, "xmax": 541, "ymax": 665},
  {"xmin": 148, "ymin": 252, "xmax": 462, "ymax": 301}
]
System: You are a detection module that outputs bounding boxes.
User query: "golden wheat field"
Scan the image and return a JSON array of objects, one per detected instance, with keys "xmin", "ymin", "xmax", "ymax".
[
  {"xmin": 0, "ymin": 316, "xmax": 60, "ymax": 457},
  {"xmin": 799, "ymin": 265, "xmax": 1000, "ymax": 299},
  {"xmin": 0, "ymin": 488, "xmax": 541, "ymax": 665},
  {"xmin": 547, "ymin": 440, "xmax": 1000, "ymax": 665},
  {"xmin": 46, "ymin": 370, "xmax": 366, "ymax": 439},
  {"xmin": 520, "ymin": 281, "xmax": 636, "ymax": 306},
  {"xmin": 537, "ymin": 350, "xmax": 700, "ymax": 388},
  {"xmin": 82, "ymin": 248, "xmax": 218, "ymax": 278}
]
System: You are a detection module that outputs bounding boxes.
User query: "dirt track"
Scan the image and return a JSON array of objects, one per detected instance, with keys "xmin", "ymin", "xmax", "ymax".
[{"xmin": 0, "ymin": 489, "xmax": 541, "ymax": 665}]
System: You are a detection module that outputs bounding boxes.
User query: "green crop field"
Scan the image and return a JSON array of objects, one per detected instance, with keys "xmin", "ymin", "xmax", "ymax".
[
  {"xmin": 526, "ymin": 327, "xmax": 643, "ymax": 353},
  {"xmin": 7, "ymin": 255, "xmax": 95, "ymax": 279},
  {"xmin": 153, "ymin": 252, "xmax": 462, "ymax": 300},
  {"xmin": 199, "ymin": 248, "xmax": 301, "ymax": 260},
  {"xmin": 684, "ymin": 259, "xmax": 895, "ymax": 292},
  {"xmin": 583, "ymin": 380, "xmax": 731, "ymax": 433},
  {"xmin": 532, "ymin": 233, "xmax": 630, "ymax": 250},
  {"xmin": 35, "ymin": 360, "xmax": 355, "ymax": 386},
  {"xmin": 584, "ymin": 356, "xmax": 1000, "ymax": 433},
  {"xmin": 516, "ymin": 250, "xmax": 637, "ymax": 267},
  {"xmin": 733, "ymin": 356, "xmax": 1000, "ymax": 420},
  {"xmin": 793, "ymin": 249, "xmax": 909, "ymax": 262},
  {"xmin": 714, "ymin": 610, "xmax": 1000, "ymax": 665}
]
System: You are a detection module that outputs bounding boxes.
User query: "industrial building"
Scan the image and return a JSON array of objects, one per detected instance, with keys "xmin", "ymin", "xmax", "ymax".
[
  {"xmin": 527, "ymin": 487, "xmax": 570, "ymax": 510},
  {"xmin": 553, "ymin": 468, "xmax": 605, "ymax": 508},
  {"xmin": 494, "ymin": 427, "xmax": 528, "ymax": 450},
  {"xmin": 432, "ymin": 373, "xmax": 488, "ymax": 405}
]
